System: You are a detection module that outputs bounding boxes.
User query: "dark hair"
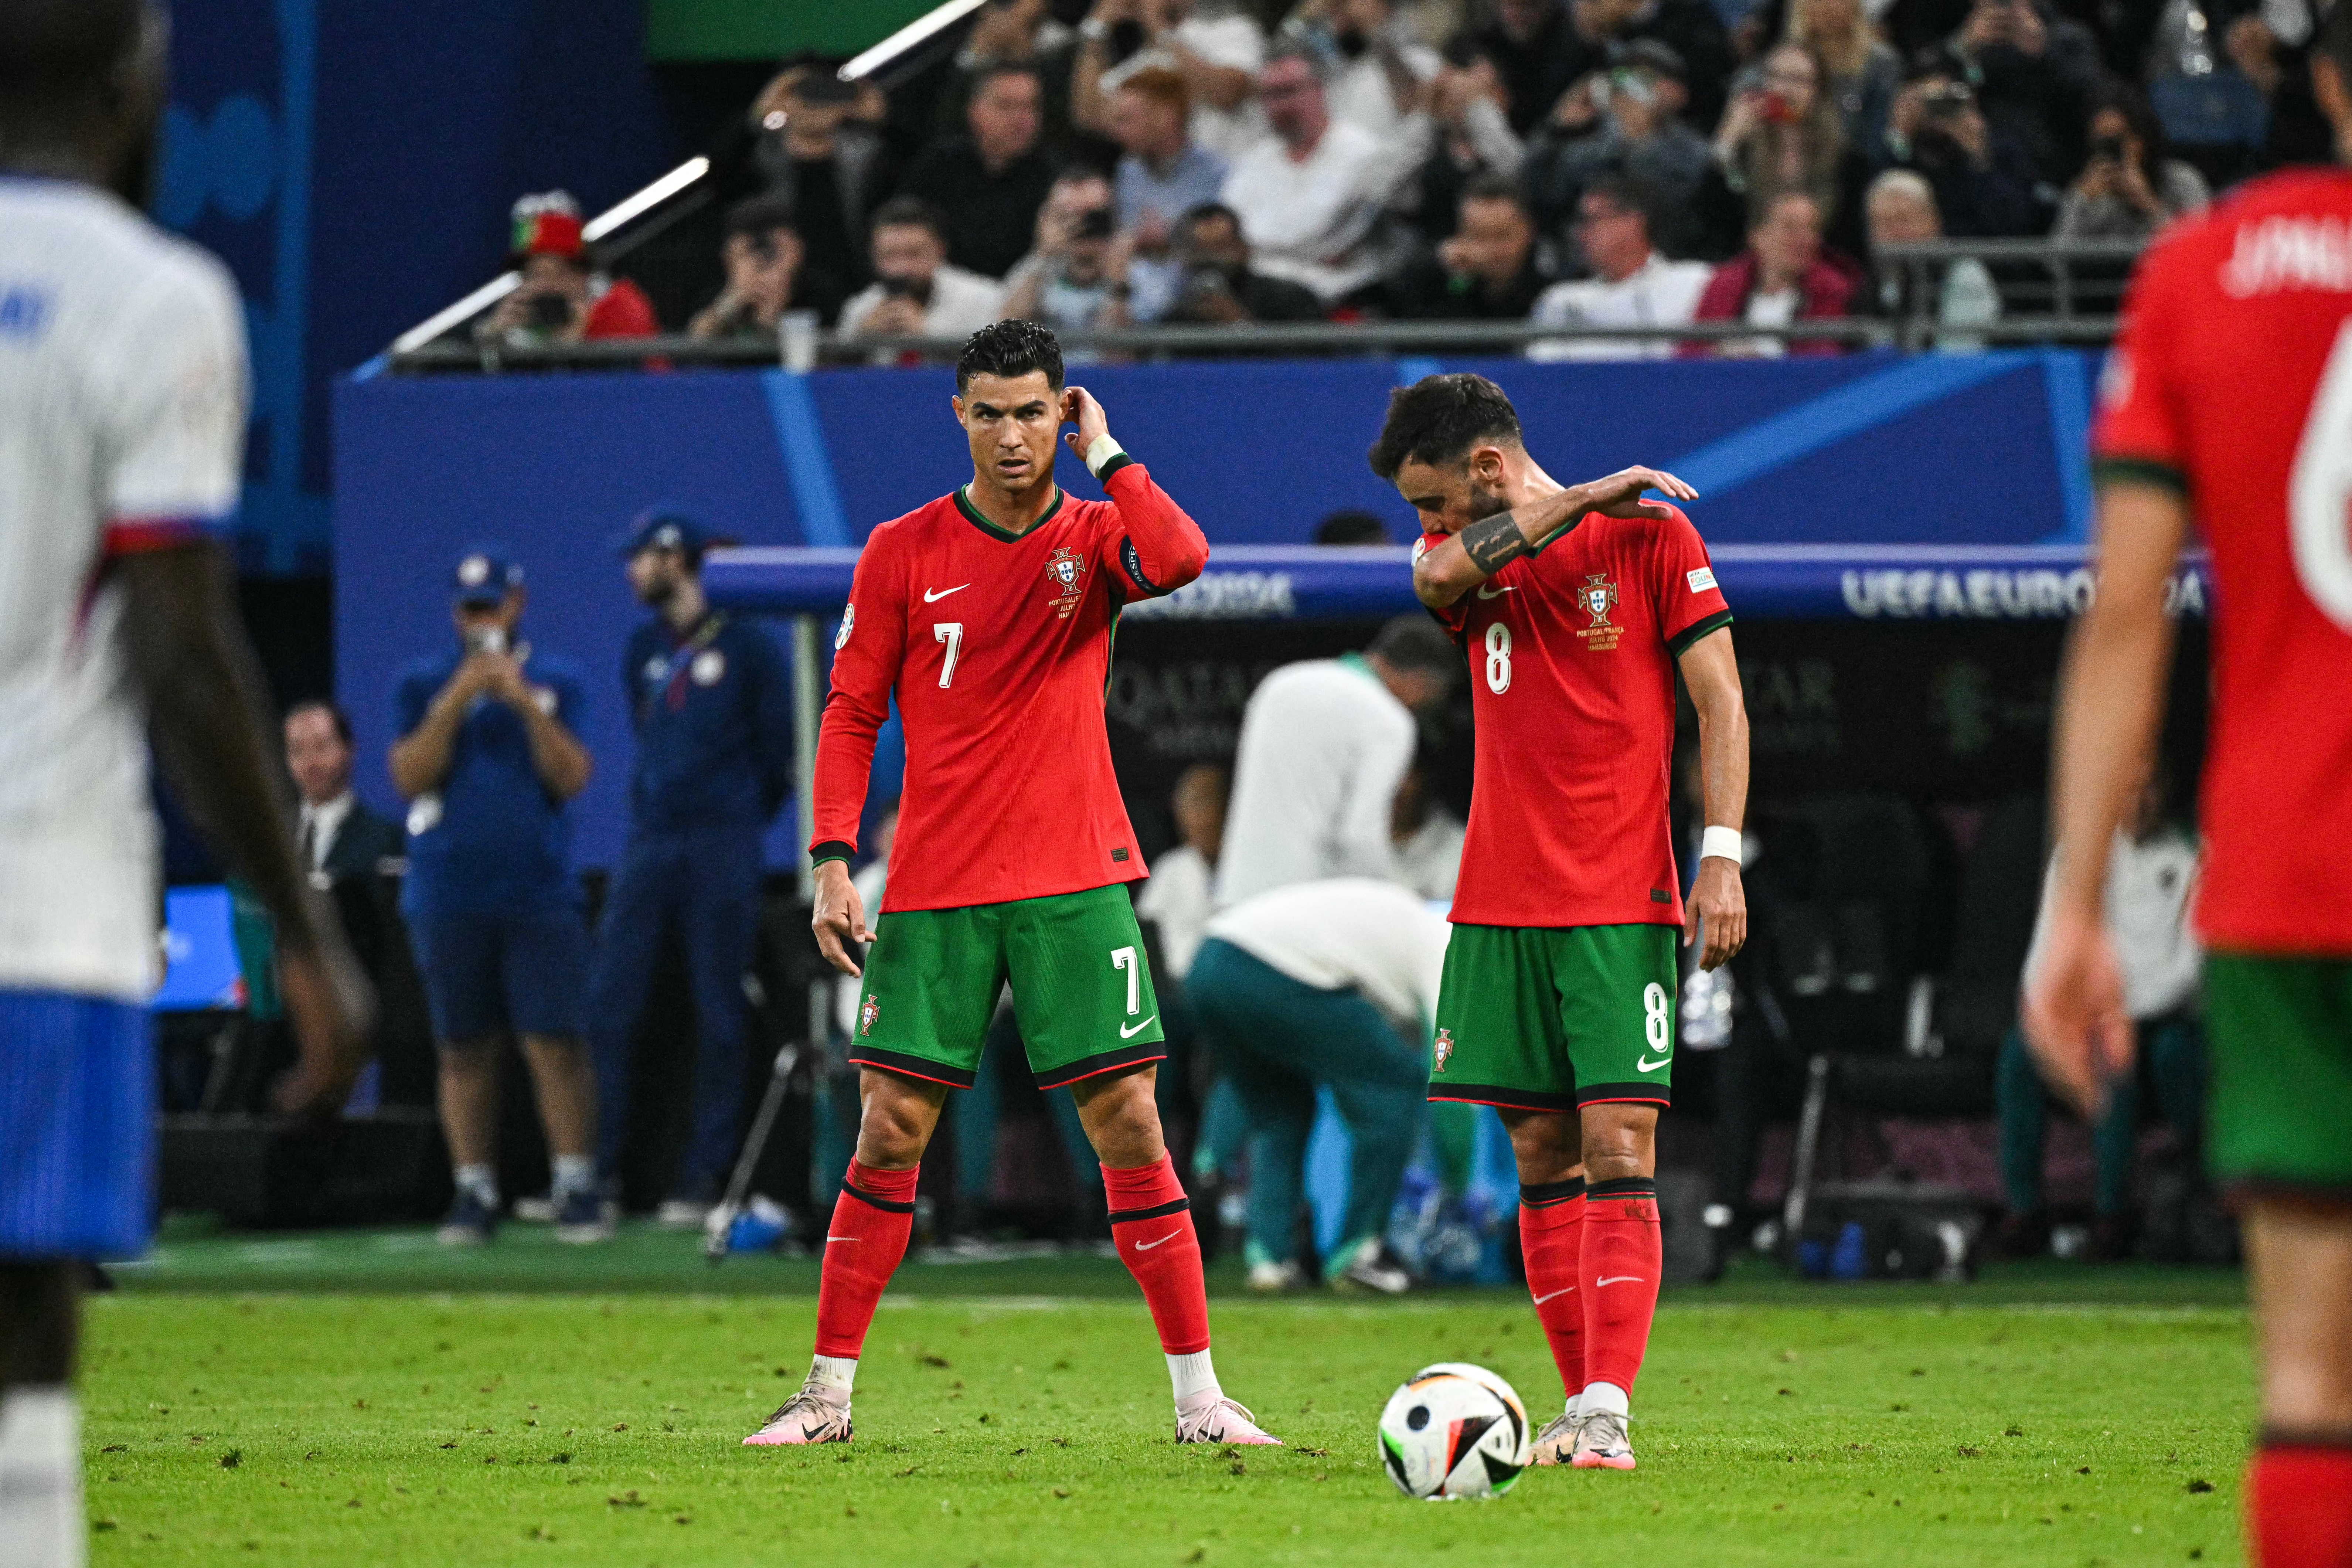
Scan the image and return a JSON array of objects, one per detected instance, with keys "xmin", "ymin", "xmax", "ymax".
[
  {"xmin": 1181, "ymin": 201, "xmax": 1243, "ymax": 235},
  {"xmin": 0, "ymin": 0, "xmax": 142, "ymax": 125},
  {"xmin": 957, "ymin": 319, "xmax": 1065, "ymax": 392},
  {"xmin": 724, "ymin": 193, "xmax": 799, "ymax": 247},
  {"xmin": 285, "ymin": 699, "xmax": 354, "ymax": 749},
  {"xmin": 1459, "ymin": 171, "xmax": 1531, "ymax": 219},
  {"xmin": 1313, "ymin": 509, "xmax": 1392, "ymax": 545},
  {"xmin": 2328, "ymin": 0, "xmax": 2352, "ymax": 86},
  {"xmin": 2090, "ymin": 82, "xmax": 2170, "ymax": 171},
  {"xmin": 1368, "ymin": 614, "xmax": 1461, "ymax": 677},
  {"xmin": 869, "ymin": 194, "xmax": 947, "ymax": 244},
  {"xmin": 1366, "ymin": 373, "xmax": 1524, "ymax": 481},
  {"xmin": 1580, "ymin": 173, "xmax": 1658, "ymax": 239}
]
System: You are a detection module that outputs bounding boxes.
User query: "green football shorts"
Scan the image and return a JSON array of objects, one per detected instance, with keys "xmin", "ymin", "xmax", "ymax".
[
  {"xmin": 1428, "ymin": 922, "xmax": 1678, "ymax": 1113},
  {"xmin": 847, "ymin": 882, "xmax": 1165, "ymax": 1092},
  {"xmin": 2201, "ymin": 952, "xmax": 2352, "ymax": 1197}
]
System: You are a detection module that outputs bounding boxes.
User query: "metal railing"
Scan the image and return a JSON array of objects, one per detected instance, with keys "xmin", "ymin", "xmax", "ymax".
[{"xmin": 382, "ymin": 237, "xmax": 2151, "ymax": 374}]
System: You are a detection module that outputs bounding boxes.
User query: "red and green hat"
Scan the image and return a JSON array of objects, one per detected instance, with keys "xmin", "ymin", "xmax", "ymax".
[{"xmin": 510, "ymin": 191, "xmax": 585, "ymax": 262}]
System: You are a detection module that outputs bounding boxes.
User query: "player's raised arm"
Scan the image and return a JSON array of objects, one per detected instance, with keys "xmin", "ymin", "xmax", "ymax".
[
  {"xmin": 808, "ymin": 530, "xmax": 908, "ymax": 976},
  {"xmin": 1409, "ymin": 467, "xmax": 1699, "ymax": 609},
  {"xmin": 1062, "ymin": 385, "xmax": 1209, "ymax": 595}
]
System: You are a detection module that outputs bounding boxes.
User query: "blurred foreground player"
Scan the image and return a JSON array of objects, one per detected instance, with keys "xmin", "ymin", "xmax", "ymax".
[
  {"xmin": 1374, "ymin": 373, "xmax": 1749, "ymax": 1472},
  {"xmin": 747, "ymin": 322, "xmax": 1278, "ymax": 1448},
  {"xmin": 2026, "ymin": 15, "xmax": 2352, "ymax": 1563},
  {"xmin": 0, "ymin": 4, "xmax": 367, "ymax": 1560}
]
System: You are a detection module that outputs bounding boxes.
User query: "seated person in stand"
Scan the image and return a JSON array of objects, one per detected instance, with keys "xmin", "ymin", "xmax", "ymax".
[{"xmin": 688, "ymin": 195, "xmax": 844, "ymax": 339}]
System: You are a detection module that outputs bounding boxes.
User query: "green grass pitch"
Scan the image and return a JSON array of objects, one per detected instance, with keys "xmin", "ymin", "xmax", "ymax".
[{"xmin": 82, "ymin": 1234, "xmax": 2253, "ymax": 1567}]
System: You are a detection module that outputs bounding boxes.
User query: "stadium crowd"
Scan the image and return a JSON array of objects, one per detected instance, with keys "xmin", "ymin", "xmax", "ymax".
[{"xmin": 474, "ymin": 0, "xmax": 2327, "ymax": 355}]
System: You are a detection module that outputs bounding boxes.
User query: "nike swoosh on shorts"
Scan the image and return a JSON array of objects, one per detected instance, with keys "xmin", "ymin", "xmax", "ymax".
[{"xmin": 1120, "ymin": 1015, "xmax": 1158, "ymax": 1038}]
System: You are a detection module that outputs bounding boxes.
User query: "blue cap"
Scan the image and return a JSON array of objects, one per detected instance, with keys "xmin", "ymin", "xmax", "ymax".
[
  {"xmin": 613, "ymin": 506, "xmax": 715, "ymax": 561},
  {"xmin": 452, "ymin": 545, "xmax": 523, "ymax": 606}
]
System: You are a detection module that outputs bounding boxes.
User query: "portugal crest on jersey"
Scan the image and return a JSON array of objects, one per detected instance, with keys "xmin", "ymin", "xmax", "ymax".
[
  {"xmin": 1045, "ymin": 547, "xmax": 1087, "ymax": 619},
  {"xmin": 1433, "ymin": 1028, "xmax": 1454, "ymax": 1074},
  {"xmin": 1581, "ymin": 574, "xmax": 1619, "ymax": 627},
  {"xmin": 859, "ymin": 995, "xmax": 879, "ymax": 1036}
]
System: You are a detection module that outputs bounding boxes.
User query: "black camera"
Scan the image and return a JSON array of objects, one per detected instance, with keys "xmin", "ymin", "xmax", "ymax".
[
  {"xmin": 525, "ymin": 292, "xmax": 574, "ymax": 331},
  {"xmin": 2089, "ymin": 132, "xmax": 2128, "ymax": 163}
]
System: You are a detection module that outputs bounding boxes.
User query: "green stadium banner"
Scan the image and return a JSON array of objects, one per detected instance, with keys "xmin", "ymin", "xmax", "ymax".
[{"xmin": 646, "ymin": 0, "xmax": 944, "ymax": 61}]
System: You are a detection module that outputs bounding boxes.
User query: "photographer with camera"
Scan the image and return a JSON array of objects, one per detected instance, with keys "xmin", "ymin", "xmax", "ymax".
[
  {"xmin": 1000, "ymin": 170, "xmax": 1131, "ymax": 332},
  {"xmin": 688, "ymin": 196, "xmax": 843, "ymax": 340},
  {"xmin": 388, "ymin": 549, "xmax": 604, "ymax": 1248},
  {"xmin": 1883, "ymin": 55, "xmax": 2047, "ymax": 239},
  {"xmin": 747, "ymin": 66, "xmax": 891, "ymax": 295},
  {"xmin": 1155, "ymin": 201, "xmax": 1325, "ymax": 327},
  {"xmin": 1524, "ymin": 40, "xmax": 1708, "ymax": 259},
  {"xmin": 1943, "ymin": 0, "xmax": 2101, "ymax": 188},
  {"xmin": 1700, "ymin": 41, "xmax": 1870, "ymax": 264},
  {"xmin": 2053, "ymin": 86, "xmax": 2209, "ymax": 242},
  {"xmin": 476, "ymin": 192, "xmax": 658, "ymax": 347},
  {"xmin": 838, "ymin": 197, "xmax": 1006, "ymax": 344}
]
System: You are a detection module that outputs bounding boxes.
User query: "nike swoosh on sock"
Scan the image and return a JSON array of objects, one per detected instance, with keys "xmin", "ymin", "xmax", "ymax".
[{"xmin": 1531, "ymin": 1287, "xmax": 1576, "ymax": 1304}]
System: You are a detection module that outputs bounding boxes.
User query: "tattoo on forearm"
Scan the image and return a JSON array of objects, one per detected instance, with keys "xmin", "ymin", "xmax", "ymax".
[{"xmin": 1458, "ymin": 511, "xmax": 1531, "ymax": 575}]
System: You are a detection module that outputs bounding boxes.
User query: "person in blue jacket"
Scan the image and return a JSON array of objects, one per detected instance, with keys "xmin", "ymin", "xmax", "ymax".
[
  {"xmin": 390, "ymin": 547, "xmax": 606, "ymax": 1246},
  {"xmin": 590, "ymin": 509, "xmax": 795, "ymax": 1224}
]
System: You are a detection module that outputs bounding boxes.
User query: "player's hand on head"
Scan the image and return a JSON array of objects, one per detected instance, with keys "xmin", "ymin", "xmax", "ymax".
[
  {"xmin": 1583, "ymin": 466, "xmax": 1698, "ymax": 520},
  {"xmin": 1685, "ymin": 856, "xmax": 1746, "ymax": 970},
  {"xmin": 812, "ymin": 860, "xmax": 872, "ymax": 976},
  {"xmin": 1061, "ymin": 385, "xmax": 1111, "ymax": 455},
  {"xmin": 2020, "ymin": 898, "xmax": 2133, "ymax": 1118}
]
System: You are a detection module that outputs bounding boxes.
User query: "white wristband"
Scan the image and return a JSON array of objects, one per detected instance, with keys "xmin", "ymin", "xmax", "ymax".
[
  {"xmin": 1701, "ymin": 825, "xmax": 1743, "ymax": 866},
  {"xmin": 1084, "ymin": 433, "xmax": 1124, "ymax": 478}
]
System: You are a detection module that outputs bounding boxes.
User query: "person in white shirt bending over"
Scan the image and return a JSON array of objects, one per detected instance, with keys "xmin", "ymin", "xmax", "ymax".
[
  {"xmin": 2004, "ymin": 770, "xmax": 2204, "ymax": 1261},
  {"xmin": 1528, "ymin": 174, "xmax": 1711, "ymax": 361},
  {"xmin": 1187, "ymin": 878, "xmax": 1450, "ymax": 1294},
  {"xmin": 1216, "ymin": 615, "xmax": 1456, "ymax": 907}
]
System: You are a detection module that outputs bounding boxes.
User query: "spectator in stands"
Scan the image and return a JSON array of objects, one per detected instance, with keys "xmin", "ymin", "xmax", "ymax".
[
  {"xmin": 1523, "ymin": 38, "xmax": 1711, "ymax": 258},
  {"xmin": 286, "ymin": 702, "xmax": 403, "ymax": 887},
  {"xmin": 1156, "ymin": 202, "xmax": 1328, "ymax": 324},
  {"xmin": 1940, "ymin": 0, "xmax": 2101, "ymax": 188},
  {"xmin": 1466, "ymin": 0, "xmax": 1596, "ymax": 137},
  {"xmin": 1389, "ymin": 761, "xmax": 1464, "ymax": 900},
  {"xmin": 1217, "ymin": 615, "xmax": 1458, "ymax": 905},
  {"xmin": 748, "ymin": 67, "xmax": 891, "ymax": 293},
  {"xmin": 1528, "ymin": 175, "xmax": 1712, "ymax": 358},
  {"xmin": 1688, "ymin": 189, "xmax": 1854, "ymax": 355},
  {"xmin": 389, "ymin": 548, "xmax": 604, "ymax": 1247},
  {"xmin": 589, "ymin": 511, "xmax": 794, "ymax": 1229},
  {"xmin": 926, "ymin": 0, "xmax": 1093, "ymax": 161},
  {"xmin": 900, "ymin": 63, "xmax": 1059, "ymax": 279},
  {"xmin": 1998, "ymin": 774, "xmax": 2205, "ymax": 1261},
  {"xmin": 478, "ymin": 193, "xmax": 658, "ymax": 344},
  {"xmin": 2053, "ymin": 86, "xmax": 2210, "ymax": 241},
  {"xmin": 1188, "ymin": 878, "xmax": 1444, "ymax": 1294},
  {"xmin": 1110, "ymin": 67, "xmax": 1228, "ymax": 238},
  {"xmin": 1884, "ymin": 60, "xmax": 2048, "ymax": 237},
  {"xmin": 2223, "ymin": 0, "xmax": 2336, "ymax": 170},
  {"xmin": 1573, "ymin": 0, "xmax": 1739, "ymax": 132},
  {"xmin": 1283, "ymin": 0, "xmax": 1442, "ymax": 143},
  {"xmin": 1389, "ymin": 174, "xmax": 1549, "ymax": 319},
  {"xmin": 1313, "ymin": 509, "xmax": 1392, "ymax": 543},
  {"xmin": 1002, "ymin": 201, "xmax": 1128, "ymax": 332},
  {"xmin": 1405, "ymin": 50, "xmax": 1526, "ymax": 248},
  {"xmin": 1700, "ymin": 41, "xmax": 1870, "ymax": 264},
  {"xmin": 1221, "ymin": 46, "xmax": 1403, "ymax": 304},
  {"xmin": 688, "ymin": 196, "xmax": 843, "ymax": 340},
  {"xmin": 839, "ymin": 197, "xmax": 1007, "ymax": 341},
  {"xmin": 1861, "ymin": 169, "xmax": 2000, "ymax": 349},
  {"xmin": 1076, "ymin": 0, "xmax": 1269, "ymax": 162},
  {"xmin": 1786, "ymin": 0, "xmax": 1901, "ymax": 152}
]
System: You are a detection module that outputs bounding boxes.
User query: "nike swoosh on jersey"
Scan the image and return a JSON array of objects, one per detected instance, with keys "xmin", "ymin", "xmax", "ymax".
[
  {"xmin": 1119, "ymin": 1015, "xmax": 1158, "ymax": 1038},
  {"xmin": 1595, "ymin": 1275, "xmax": 1645, "ymax": 1286},
  {"xmin": 1531, "ymin": 1286, "xmax": 1576, "ymax": 1304},
  {"xmin": 1133, "ymin": 1229, "xmax": 1184, "ymax": 1251},
  {"xmin": 1636, "ymin": 1053, "xmax": 1670, "ymax": 1072},
  {"xmin": 924, "ymin": 584, "xmax": 971, "ymax": 602},
  {"xmin": 826, "ymin": 1235, "xmax": 858, "ymax": 1242},
  {"xmin": 1475, "ymin": 584, "xmax": 1516, "ymax": 598}
]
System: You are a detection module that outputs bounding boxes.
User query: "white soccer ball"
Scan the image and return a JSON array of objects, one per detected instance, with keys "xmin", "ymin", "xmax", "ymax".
[{"xmin": 1376, "ymin": 1362, "xmax": 1532, "ymax": 1500}]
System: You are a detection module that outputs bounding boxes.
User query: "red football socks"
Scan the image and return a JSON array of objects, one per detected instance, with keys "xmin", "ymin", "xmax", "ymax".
[
  {"xmin": 1103, "ymin": 1154, "xmax": 1211, "ymax": 1355},
  {"xmin": 1518, "ymin": 1178, "xmax": 1587, "ymax": 1400},
  {"xmin": 1581, "ymin": 1177, "xmax": 1662, "ymax": 1401},
  {"xmin": 811, "ymin": 1160, "xmax": 920, "ymax": 1360},
  {"xmin": 2248, "ymin": 1441, "xmax": 2352, "ymax": 1567}
]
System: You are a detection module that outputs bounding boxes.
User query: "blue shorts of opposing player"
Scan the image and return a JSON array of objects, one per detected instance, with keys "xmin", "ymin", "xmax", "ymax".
[{"xmin": 0, "ymin": 989, "xmax": 154, "ymax": 1260}]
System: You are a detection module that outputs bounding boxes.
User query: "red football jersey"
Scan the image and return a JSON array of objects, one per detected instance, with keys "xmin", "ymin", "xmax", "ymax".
[
  {"xmin": 2092, "ymin": 167, "xmax": 2352, "ymax": 956},
  {"xmin": 1423, "ymin": 506, "xmax": 1732, "ymax": 929},
  {"xmin": 814, "ymin": 461, "xmax": 1208, "ymax": 912}
]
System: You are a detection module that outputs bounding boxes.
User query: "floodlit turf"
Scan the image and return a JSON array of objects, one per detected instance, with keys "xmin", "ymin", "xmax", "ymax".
[{"xmin": 82, "ymin": 1274, "xmax": 2253, "ymax": 1566}]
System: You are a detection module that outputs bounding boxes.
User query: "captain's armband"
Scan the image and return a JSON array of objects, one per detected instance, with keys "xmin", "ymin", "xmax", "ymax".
[{"xmin": 1458, "ymin": 511, "xmax": 1531, "ymax": 575}]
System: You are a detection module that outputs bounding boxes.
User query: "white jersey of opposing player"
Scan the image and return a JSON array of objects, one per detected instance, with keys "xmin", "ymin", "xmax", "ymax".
[{"xmin": 0, "ymin": 179, "xmax": 247, "ymax": 1002}]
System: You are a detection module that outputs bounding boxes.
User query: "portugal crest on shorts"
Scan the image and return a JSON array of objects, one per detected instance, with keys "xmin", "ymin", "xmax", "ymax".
[
  {"xmin": 1433, "ymin": 1028, "xmax": 1454, "ymax": 1074},
  {"xmin": 1581, "ymin": 573, "xmax": 1619, "ymax": 627},
  {"xmin": 1045, "ymin": 546, "xmax": 1087, "ymax": 619},
  {"xmin": 859, "ymin": 995, "xmax": 879, "ymax": 1036}
]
